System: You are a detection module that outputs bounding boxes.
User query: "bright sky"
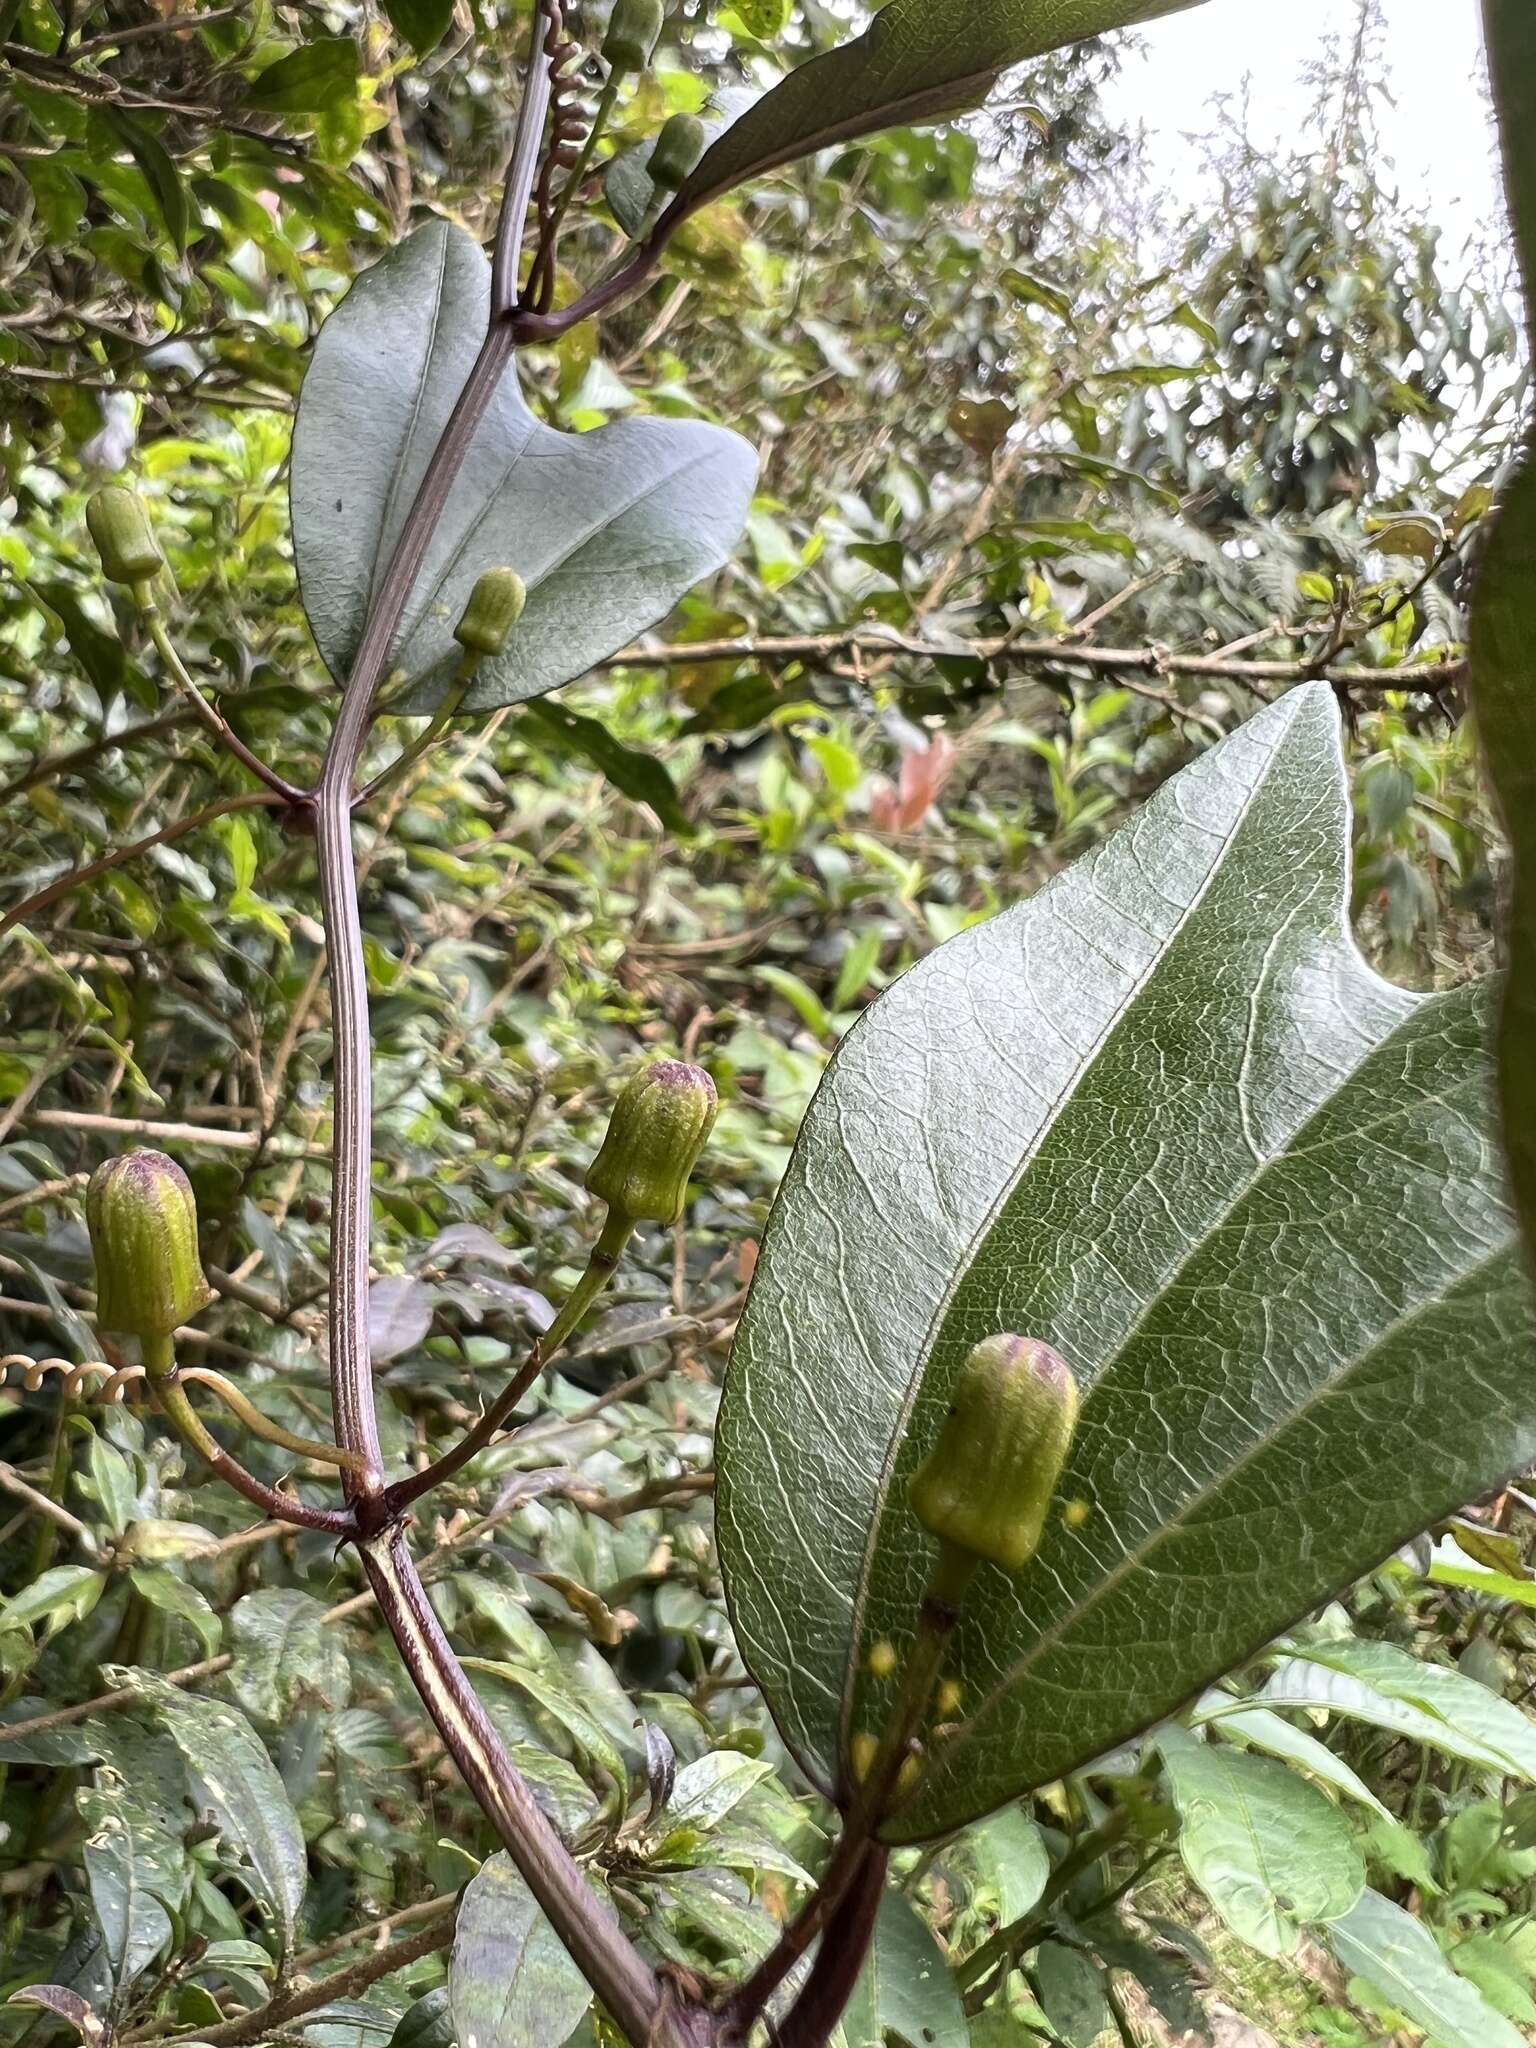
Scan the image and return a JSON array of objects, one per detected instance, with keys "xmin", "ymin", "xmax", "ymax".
[{"xmin": 1107, "ymin": 0, "xmax": 1503, "ymax": 262}]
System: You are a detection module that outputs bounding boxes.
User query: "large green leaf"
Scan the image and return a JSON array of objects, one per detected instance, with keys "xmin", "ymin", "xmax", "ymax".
[
  {"xmin": 717, "ymin": 684, "xmax": 1536, "ymax": 1843},
  {"xmin": 78, "ymin": 1778, "xmax": 181, "ymax": 1995},
  {"xmin": 290, "ymin": 220, "xmax": 756, "ymax": 713},
  {"xmin": 1158, "ymin": 1727, "xmax": 1363, "ymax": 1956},
  {"xmin": 1259, "ymin": 1640, "xmax": 1536, "ymax": 1779},
  {"xmin": 1474, "ymin": 2, "xmax": 1536, "ymax": 1264},
  {"xmin": 666, "ymin": 0, "xmax": 1204, "ymax": 221}
]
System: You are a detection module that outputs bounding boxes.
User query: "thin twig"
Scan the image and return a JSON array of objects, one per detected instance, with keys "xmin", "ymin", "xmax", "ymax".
[
  {"xmin": 0, "ymin": 790, "xmax": 284, "ymax": 939},
  {"xmin": 0, "ymin": 1459, "xmax": 92, "ymax": 1543},
  {"xmin": 594, "ymin": 629, "xmax": 1465, "ymax": 696}
]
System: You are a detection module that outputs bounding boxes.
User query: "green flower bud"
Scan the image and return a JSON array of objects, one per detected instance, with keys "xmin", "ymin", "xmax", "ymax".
[
  {"xmin": 86, "ymin": 486, "xmax": 163, "ymax": 588},
  {"xmin": 87, "ymin": 1150, "xmax": 213, "ymax": 1341},
  {"xmin": 649, "ymin": 113, "xmax": 706, "ymax": 192},
  {"xmin": 909, "ymin": 1335, "xmax": 1079, "ymax": 1573},
  {"xmin": 585, "ymin": 1059, "xmax": 717, "ymax": 1225},
  {"xmin": 602, "ymin": 0, "xmax": 663, "ymax": 72},
  {"xmin": 453, "ymin": 567, "xmax": 527, "ymax": 659}
]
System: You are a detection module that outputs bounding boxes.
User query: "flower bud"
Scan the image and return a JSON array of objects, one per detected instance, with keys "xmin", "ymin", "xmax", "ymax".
[
  {"xmin": 602, "ymin": 0, "xmax": 663, "ymax": 72},
  {"xmin": 648, "ymin": 113, "xmax": 706, "ymax": 192},
  {"xmin": 87, "ymin": 1150, "xmax": 213, "ymax": 1341},
  {"xmin": 86, "ymin": 486, "xmax": 163, "ymax": 588},
  {"xmin": 453, "ymin": 567, "xmax": 526, "ymax": 659},
  {"xmin": 909, "ymin": 1335, "xmax": 1079, "ymax": 1573},
  {"xmin": 585, "ymin": 1059, "xmax": 717, "ymax": 1225}
]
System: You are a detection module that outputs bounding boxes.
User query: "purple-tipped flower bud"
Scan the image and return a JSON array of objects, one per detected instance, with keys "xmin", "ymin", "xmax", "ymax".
[
  {"xmin": 87, "ymin": 1150, "xmax": 212, "ymax": 1341},
  {"xmin": 648, "ymin": 113, "xmax": 706, "ymax": 192},
  {"xmin": 585, "ymin": 1059, "xmax": 717, "ymax": 1225},
  {"xmin": 86, "ymin": 486, "xmax": 162, "ymax": 588},
  {"xmin": 602, "ymin": 0, "xmax": 663, "ymax": 72},
  {"xmin": 909, "ymin": 1335, "xmax": 1079, "ymax": 1573},
  {"xmin": 453, "ymin": 567, "xmax": 526, "ymax": 659}
]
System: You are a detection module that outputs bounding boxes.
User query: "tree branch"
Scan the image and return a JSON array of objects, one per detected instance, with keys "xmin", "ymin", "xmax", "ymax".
[{"xmin": 592, "ymin": 629, "xmax": 1465, "ymax": 696}]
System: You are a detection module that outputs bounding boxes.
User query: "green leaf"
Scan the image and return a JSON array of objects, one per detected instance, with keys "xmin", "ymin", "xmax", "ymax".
[
  {"xmin": 382, "ymin": 0, "xmax": 454, "ymax": 55},
  {"xmin": 392, "ymin": 1988, "xmax": 455, "ymax": 2048},
  {"xmin": 1325, "ymin": 1888, "xmax": 1525, "ymax": 2048},
  {"xmin": 103, "ymin": 110, "xmax": 188, "ymax": 254},
  {"xmin": 128, "ymin": 1569, "xmax": 222, "ymax": 1661},
  {"xmin": 717, "ymin": 685, "xmax": 1536, "ymax": 1842},
  {"xmin": 965, "ymin": 1806, "xmax": 1050, "ymax": 1922},
  {"xmin": 449, "ymin": 1853, "xmax": 591, "ymax": 2048},
  {"xmin": 1475, "ymin": 5, "xmax": 1536, "ymax": 1268},
  {"xmin": 291, "ymin": 221, "xmax": 756, "ymax": 715},
  {"xmin": 1190, "ymin": 1696, "xmax": 1388, "ymax": 1819},
  {"xmin": 521, "ymin": 702, "xmax": 691, "ymax": 835},
  {"xmin": 0, "ymin": 1697, "xmax": 102, "ymax": 1765},
  {"xmin": 116, "ymin": 1669, "xmax": 306, "ymax": 1960},
  {"xmin": 1449, "ymin": 1934, "xmax": 1536, "ymax": 2024},
  {"xmin": 1263, "ymin": 1639, "xmax": 1536, "ymax": 1778},
  {"xmin": 78, "ymin": 1778, "xmax": 182, "ymax": 1993},
  {"xmin": 657, "ymin": 1751, "xmax": 773, "ymax": 1833},
  {"xmin": 228, "ymin": 1590, "xmax": 351, "ymax": 1723},
  {"xmin": 729, "ymin": 0, "xmax": 792, "ymax": 35},
  {"xmin": 0, "ymin": 1563, "xmax": 104, "ymax": 1638},
  {"xmin": 666, "ymin": 0, "xmax": 1202, "ymax": 221},
  {"xmin": 999, "ymin": 268, "xmax": 1075, "ymax": 323},
  {"xmin": 246, "ymin": 38, "xmax": 359, "ymax": 115},
  {"xmin": 843, "ymin": 1889, "xmax": 967, "ymax": 2048},
  {"xmin": 1032, "ymin": 1942, "xmax": 1109, "ymax": 2048},
  {"xmin": 1158, "ymin": 1726, "xmax": 1363, "ymax": 1956}
]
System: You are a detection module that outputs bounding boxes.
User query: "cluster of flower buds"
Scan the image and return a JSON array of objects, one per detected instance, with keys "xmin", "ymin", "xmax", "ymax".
[
  {"xmin": 87, "ymin": 1150, "xmax": 212, "ymax": 1343},
  {"xmin": 910, "ymin": 1333, "xmax": 1080, "ymax": 1573},
  {"xmin": 593, "ymin": 0, "xmax": 707, "ymax": 200},
  {"xmin": 586, "ymin": 1058, "xmax": 717, "ymax": 1228}
]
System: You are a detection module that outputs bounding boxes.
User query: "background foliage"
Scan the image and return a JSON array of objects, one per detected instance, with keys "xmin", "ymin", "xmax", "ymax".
[{"xmin": 0, "ymin": 4, "xmax": 1530, "ymax": 2046}]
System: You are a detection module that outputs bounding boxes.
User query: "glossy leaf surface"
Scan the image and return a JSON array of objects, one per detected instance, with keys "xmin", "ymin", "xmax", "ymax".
[
  {"xmin": 718, "ymin": 685, "xmax": 1536, "ymax": 1840},
  {"xmin": 291, "ymin": 221, "xmax": 756, "ymax": 712},
  {"xmin": 115, "ymin": 1670, "xmax": 306, "ymax": 1958}
]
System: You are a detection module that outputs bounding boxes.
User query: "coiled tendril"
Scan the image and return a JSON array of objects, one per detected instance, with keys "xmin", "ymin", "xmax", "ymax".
[{"xmin": 530, "ymin": 0, "xmax": 593, "ymax": 312}]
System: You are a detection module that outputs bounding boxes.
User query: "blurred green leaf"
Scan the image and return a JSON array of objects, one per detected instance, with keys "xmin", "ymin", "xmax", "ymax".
[
  {"xmin": 450, "ymin": 1853, "xmax": 591, "ymax": 2048},
  {"xmin": 246, "ymin": 38, "xmax": 360, "ymax": 116}
]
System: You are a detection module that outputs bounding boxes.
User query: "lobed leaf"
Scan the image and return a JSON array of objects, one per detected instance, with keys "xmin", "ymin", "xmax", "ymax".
[{"xmin": 290, "ymin": 221, "xmax": 757, "ymax": 715}]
